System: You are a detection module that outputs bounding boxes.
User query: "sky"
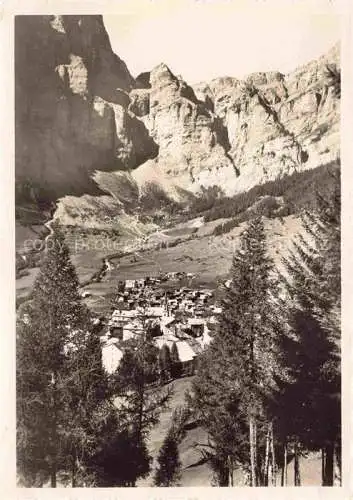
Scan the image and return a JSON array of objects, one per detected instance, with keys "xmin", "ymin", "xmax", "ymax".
[{"xmin": 103, "ymin": 0, "xmax": 340, "ymax": 84}]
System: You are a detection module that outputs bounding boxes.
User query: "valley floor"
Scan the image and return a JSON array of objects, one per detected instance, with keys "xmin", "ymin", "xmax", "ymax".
[{"xmin": 71, "ymin": 215, "xmax": 302, "ymax": 315}]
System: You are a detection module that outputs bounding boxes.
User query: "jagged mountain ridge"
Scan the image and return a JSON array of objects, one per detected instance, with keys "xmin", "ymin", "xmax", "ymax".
[
  {"xmin": 15, "ymin": 15, "xmax": 339, "ymax": 217},
  {"xmin": 119, "ymin": 43, "xmax": 339, "ymax": 199}
]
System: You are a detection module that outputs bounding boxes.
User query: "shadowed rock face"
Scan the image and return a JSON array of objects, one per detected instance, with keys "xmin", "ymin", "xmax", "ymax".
[{"xmin": 15, "ymin": 15, "xmax": 157, "ymax": 203}]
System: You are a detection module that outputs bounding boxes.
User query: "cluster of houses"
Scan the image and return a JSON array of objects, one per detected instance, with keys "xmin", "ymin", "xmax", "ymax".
[
  {"xmin": 100, "ymin": 275, "xmax": 223, "ymax": 376},
  {"xmin": 111, "ymin": 275, "xmax": 220, "ymax": 316}
]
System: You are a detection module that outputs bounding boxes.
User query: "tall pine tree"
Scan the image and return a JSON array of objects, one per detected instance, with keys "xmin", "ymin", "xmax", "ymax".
[
  {"xmin": 154, "ymin": 432, "xmax": 181, "ymax": 486},
  {"xmin": 190, "ymin": 217, "xmax": 283, "ymax": 486},
  {"xmin": 280, "ymin": 166, "xmax": 341, "ymax": 486},
  {"xmin": 159, "ymin": 344, "xmax": 172, "ymax": 384},
  {"xmin": 153, "ymin": 405, "xmax": 192, "ymax": 487},
  {"xmin": 17, "ymin": 223, "xmax": 112, "ymax": 486}
]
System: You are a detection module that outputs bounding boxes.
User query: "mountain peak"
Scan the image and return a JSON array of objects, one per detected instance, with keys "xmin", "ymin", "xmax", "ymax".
[{"xmin": 150, "ymin": 63, "xmax": 176, "ymax": 87}]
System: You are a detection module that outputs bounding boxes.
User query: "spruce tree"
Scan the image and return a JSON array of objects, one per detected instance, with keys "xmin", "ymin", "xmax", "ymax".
[
  {"xmin": 86, "ymin": 419, "xmax": 151, "ymax": 486},
  {"xmin": 154, "ymin": 432, "xmax": 181, "ymax": 486},
  {"xmin": 190, "ymin": 217, "xmax": 283, "ymax": 486},
  {"xmin": 152, "ymin": 404, "xmax": 192, "ymax": 487},
  {"xmin": 170, "ymin": 342, "xmax": 181, "ymax": 379},
  {"xmin": 16, "ymin": 223, "xmax": 111, "ymax": 486},
  {"xmin": 17, "ymin": 317, "xmax": 58, "ymax": 486},
  {"xmin": 112, "ymin": 323, "xmax": 173, "ymax": 485},
  {"xmin": 159, "ymin": 344, "xmax": 172, "ymax": 384},
  {"xmin": 189, "ymin": 342, "xmax": 250, "ymax": 486},
  {"xmin": 60, "ymin": 328, "xmax": 112, "ymax": 486},
  {"xmin": 280, "ymin": 166, "xmax": 341, "ymax": 485}
]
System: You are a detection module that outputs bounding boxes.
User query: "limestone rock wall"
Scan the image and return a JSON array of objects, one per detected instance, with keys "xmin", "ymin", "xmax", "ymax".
[
  {"xmin": 16, "ymin": 15, "xmax": 339, "ymax": 207},
  {"xmin": 122, "ymin": 44, "xmax": 339, "ymax": 198},
  {"xmin": 15, "ymin": 15, "xmax": 157, "ymax": 202},
  {"xmin": 190, "ymin": 44, "xmax": 340, "ymax": 193}
]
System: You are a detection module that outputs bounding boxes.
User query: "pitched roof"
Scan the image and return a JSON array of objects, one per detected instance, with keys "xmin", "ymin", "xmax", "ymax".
[
  {"xmin": 154, "ymin": 334, "xmax": 179, "ymax": 350},
  {"xmin": 188, "ymin": 318, "xmax": 205, "ymax": 326},
  {"xmin": 176, "ymin": 341, "xmax": 197, "ymax": 362},
  {"xmin": 101, "ymin": 342, "xmax": 123, "ymax": 374}
]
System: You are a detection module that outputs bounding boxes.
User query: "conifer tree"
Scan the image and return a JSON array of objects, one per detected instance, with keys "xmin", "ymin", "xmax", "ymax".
[
  {"xmin": 280, "ymin": 166, "xmax": 341, "ymax": 485},
  {"xmin": 86, "ymin": 418, "xmax": 151, "ymax": 486},
  {"xmin": 159, "ymin": 344, "xmax": 172, "ymax": 384},
  {"xmin": 154, "ymin": 432, "xmax": 181, "ymax": 486},
  {"xmin": 16, "ymin": 223, "xmax": 111, "ymax": 486},
  {"xmin": 190, "ymin": 217, "xmax": 283, "ymax": 486},
  {"xmin": 170, "ymin": 342, "xmax": 181, "ymax": 379},
  {"xmin": 60, "ymin": 328, "xmax": 112, "ymax": 486},
  {"xmin": 17, "ymin": 317, "xmax": 57, "ymax": 487},
  {"xmin": 152, "ymin": 404, "xmax": 192, "ymax": 487},
  {"xmin": 112, "ymin": 324, "xmax": 173, "ymax": 485},
  {"xmin": 168, "ymin": 405, "xmax": 192, "ymax": 443},
  {"xmin": 190, "ymin": 342, "xmax": 250, "ymax": 486}
]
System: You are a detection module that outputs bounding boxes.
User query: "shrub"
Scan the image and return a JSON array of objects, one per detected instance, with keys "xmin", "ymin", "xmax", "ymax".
[
  {"xmin": 188, "ymin": 185, "xmax": 225, "ymax": 215},
  {"xmin": 213, "ymin": 218, "xmax": 239, "ymax": 236},
  {"xmin": 139, "ymin": 182, "xmax": 181, "ymax": 214}
]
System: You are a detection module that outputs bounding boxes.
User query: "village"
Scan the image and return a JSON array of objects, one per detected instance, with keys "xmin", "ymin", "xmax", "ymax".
[{"xmin": 98, "ymin": 271, "xmax": 223, "ymax": 377}]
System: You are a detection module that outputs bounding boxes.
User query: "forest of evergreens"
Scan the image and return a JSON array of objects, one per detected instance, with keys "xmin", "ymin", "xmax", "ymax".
[
  {"xmin": 16, "ymin": 165, "xmax": 341, "ymax": 487},
  {"xmin": 189, "ymin": 160, "xmax": 339, "ymax": 222},
  {"xmin": 189, "ymin": 167, "xmax": 340, "ymax": 486}
]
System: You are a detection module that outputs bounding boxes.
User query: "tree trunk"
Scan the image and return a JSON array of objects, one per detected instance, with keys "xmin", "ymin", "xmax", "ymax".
[
  {"xmin": 50, "ymin": 465, "xmax": 57, "ymax": 488},
  {"xmin": 324, "ymin": 442, "xmax": 334, "ymax": 486},
  {"xmin": 294, "ymin": 441, "xmax": 301, "ymax": 486},
  {"xmin": 228, "ymin": 456, "xmax": 234, "ymax": 486},
  {"xmin": 321, "ymin": 448, "xmax": 326, "ymax": 486},
  {"xmin": 49, "ymin": 370, "xmax": 57, "ymax": 488},
  {"xmin": 264, "ymin": 425, "xmax": 270, "ymax": 486},
  {"xmin": 270, "ymin": 423, "xmax": 276, "ymax": 486},
  {"xmin": 136, "ymin": 385, "xmax": 145, "ymax": 444},
  {"xmin": 334, "ymin": 443, "xmax": 341, "ymax": 486},
  {"xmin": 71, "ymin": 449, "xmax": 77, "ymax": 487},
  {"xmin": 249, "ymin": 416, "xmax": 256, "ymax": 486},
  {"xmin": 254, "ymin": 419, "xmax": 259, "ymax": 485},
  {"xmin": 281, "ymin": 442, "xmax": 287, "ymax": 486},
  {"xmin": 218, "ymin": 461, "xmax": 229, "ymax": 486}
]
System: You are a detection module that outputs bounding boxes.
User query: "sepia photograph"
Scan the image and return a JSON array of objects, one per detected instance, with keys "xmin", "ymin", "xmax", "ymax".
[{"xmin": 11, "ymin": 0, "xmax": 345, "ymax": 491}]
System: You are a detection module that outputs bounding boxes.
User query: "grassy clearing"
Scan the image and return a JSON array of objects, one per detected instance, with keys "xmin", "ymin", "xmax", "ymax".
[
  {"xmin": 67, "ymin": 215, "xmax": 302, "ymax": 315},
  {"xmin": 108, "ymin": 215, "xmax": 301, "ymax": 280}
]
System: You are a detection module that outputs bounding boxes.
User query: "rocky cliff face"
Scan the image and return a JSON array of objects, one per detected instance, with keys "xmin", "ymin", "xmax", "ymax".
[
  {"xmin": 124, "ymin": 44, "xmax": 339, "ymax": 198},
  {"xmin": 15, "ymin": 15, "xmax": 158, "ymax": 202},
  {"xmin": 16, "ymin": 15, "xmax": 339, "ymax": 209},
  {"xmin": 191, "ymin": 44, "xmax": 340, "ymax": 193},
  {"xmin": 126, "ymin": 63, "xmax": 237, "ymax": 198}
]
